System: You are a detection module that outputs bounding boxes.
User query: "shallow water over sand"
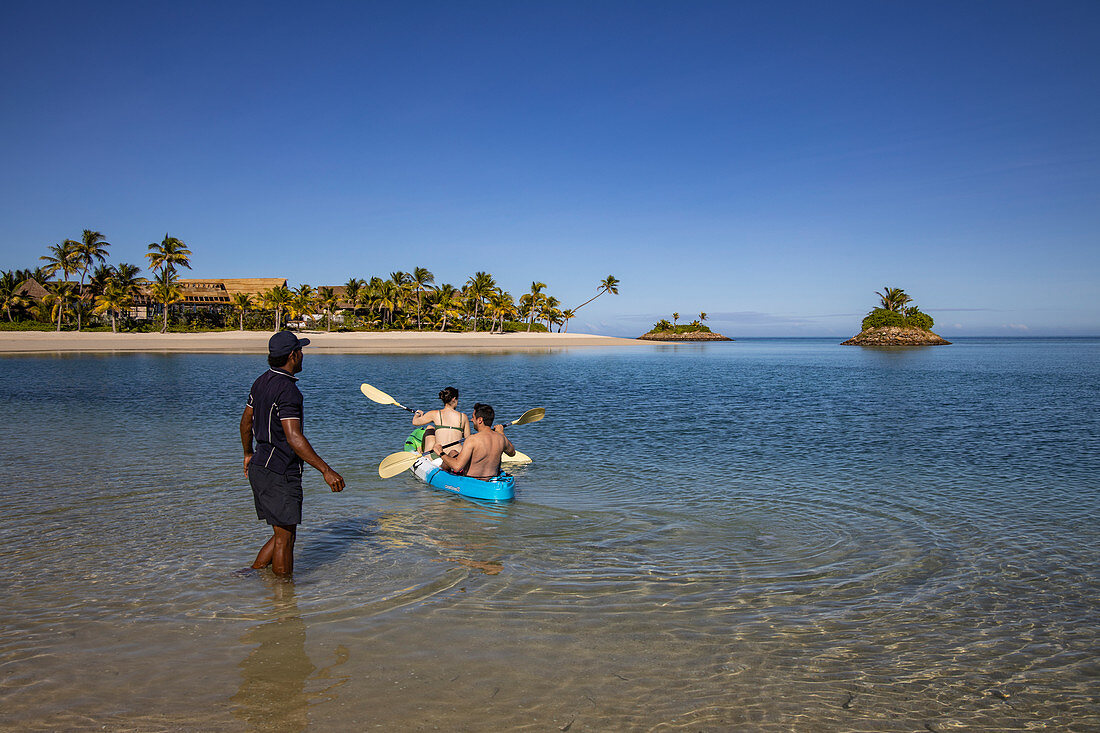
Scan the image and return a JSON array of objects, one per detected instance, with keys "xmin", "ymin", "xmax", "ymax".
[{"xmin": 2, "ymin": 339, "xmax": 1098, "ymax": 730}]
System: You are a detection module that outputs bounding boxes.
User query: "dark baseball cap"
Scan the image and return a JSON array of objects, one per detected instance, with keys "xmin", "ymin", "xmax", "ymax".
[{"xmin": 268, "ymin": 331, "xmax": 310, "ymax": 357}]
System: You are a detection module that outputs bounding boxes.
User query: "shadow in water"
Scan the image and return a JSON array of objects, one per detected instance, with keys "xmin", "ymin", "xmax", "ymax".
[
  {"xmin": 296, "ymin": 515, "xmax": 378, "ymax": 573},
  {"xmin": 231, "ymin": 580, "xmax": 350, "ymax": 732},
  {"xmin": 231, "ymin": 582, "xmax": 314, "ymax": 732}
]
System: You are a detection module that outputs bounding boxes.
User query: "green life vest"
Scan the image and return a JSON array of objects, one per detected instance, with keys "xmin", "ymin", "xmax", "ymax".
[{"xmin": 404, "ymin": 427, "xmax": 427, "ymax": 452}]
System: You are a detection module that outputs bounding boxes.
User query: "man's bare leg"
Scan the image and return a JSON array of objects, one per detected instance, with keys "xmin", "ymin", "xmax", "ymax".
[
  {"xmin": 271, "ymin": 524, "xmax": 297, "ymax": 576},
  {"xmin": 251, "ymin": 534, "xmax": 276, "ymax": 569}
]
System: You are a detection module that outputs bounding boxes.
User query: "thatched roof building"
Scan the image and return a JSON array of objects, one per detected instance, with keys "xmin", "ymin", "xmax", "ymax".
[
  {"xmin": 15, "ymin": 279, "xmax": 50, "ymax": 301},
  {"xmin": 145, "ymin": 278, "xmax": 288, "ymax": 306}
]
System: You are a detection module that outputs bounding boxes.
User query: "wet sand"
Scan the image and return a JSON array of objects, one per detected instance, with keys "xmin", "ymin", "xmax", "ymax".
[{"xmin": 0, "ymin": 330, "xmax": 644, "ymax": 354}]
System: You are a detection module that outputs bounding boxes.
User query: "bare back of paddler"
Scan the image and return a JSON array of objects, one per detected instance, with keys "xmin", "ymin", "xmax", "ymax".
[
  {"xmin": 412, "ymin": 386, "xmax": 469, "ymax": 457},
  {"xmin": 441, "ymin": 403, "xmax": 515, "ymax": 478}
]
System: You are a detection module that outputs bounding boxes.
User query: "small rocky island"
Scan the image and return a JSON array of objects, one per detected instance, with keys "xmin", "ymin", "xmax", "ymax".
[
  {"xmin": 639, "ymin": 313, "xmax": 733, "ymax": 341},
  {"xmin": 842, "ymin": 287, "xmax": 951, "ymax": 346}
]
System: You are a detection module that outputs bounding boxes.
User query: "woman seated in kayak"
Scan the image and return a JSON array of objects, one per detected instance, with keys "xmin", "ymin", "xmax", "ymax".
[
  {"xmin": 441, "ymin": 403, "xmax": 516, "ymax": 478},
  {"xmin": 412, "ymin": 386, "xmax": 470, "ymax": 457}
]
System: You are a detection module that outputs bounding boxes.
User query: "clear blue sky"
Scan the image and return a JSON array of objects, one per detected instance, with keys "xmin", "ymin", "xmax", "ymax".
[{"xmin": 2, "ymin": 1, "xmax": 1098, "ymax": 336}]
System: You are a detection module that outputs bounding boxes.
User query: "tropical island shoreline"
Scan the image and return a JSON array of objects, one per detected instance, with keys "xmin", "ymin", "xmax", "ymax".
[{"xmin": 0, "ymin": 330, "xmax": 647, "ymax": 355}]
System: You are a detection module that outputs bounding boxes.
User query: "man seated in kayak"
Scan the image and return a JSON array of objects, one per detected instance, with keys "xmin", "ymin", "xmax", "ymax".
[
  {"xmin": 412, "ymin": 386, "xmax": 470, "ymax": 457},
  {"xmin": 440, "ymin": 403, "xmax": 516, "ymax": 478}
]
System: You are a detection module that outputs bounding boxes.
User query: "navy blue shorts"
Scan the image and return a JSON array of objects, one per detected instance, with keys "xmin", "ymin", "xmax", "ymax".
[{"xmin": 248, "ymin": 464, "xmax": 303, "ymax": 527}]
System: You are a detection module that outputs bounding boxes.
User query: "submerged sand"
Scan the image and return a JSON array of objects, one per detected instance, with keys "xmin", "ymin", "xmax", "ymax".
[{"xmin": 0, "ymin": 330, "xmax": 644, "ymax": 354}]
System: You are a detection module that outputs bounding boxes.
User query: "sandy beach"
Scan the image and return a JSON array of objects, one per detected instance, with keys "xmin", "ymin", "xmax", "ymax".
[{"xmin": 0, "ymin": 330, "xmax": 645, "ymax": 354}]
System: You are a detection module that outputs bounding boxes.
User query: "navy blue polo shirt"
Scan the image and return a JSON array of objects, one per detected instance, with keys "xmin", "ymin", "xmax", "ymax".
[{"xmin": 246, "ymin": 368, "xmax": 304, "ymax": 474}]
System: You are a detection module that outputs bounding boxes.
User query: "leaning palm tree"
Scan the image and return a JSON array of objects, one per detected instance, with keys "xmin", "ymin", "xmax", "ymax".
[
  {"xmin": 40, "ymin": 241, "xmax": 82, "ymax": 330},
  {"xmin": 411, "ymin": 266, "xmax": 435, "ymax": 330},
  {"xmin": 572, "ymin": 274, "xmax": 620, "ymax": 313},
  {"xmin": 875, "ymin": 287, "xmax": 912, "ymax": 312},
  {"xmin": 73, "ymin": 230, "xmax": 111, "ymax": 331},
  {"xmin": 700, "ymin": 312, "xmax": 707, "ymax": 323},
  {"xmin": 229, "ymin": 293, "xmax": 253, "ymax": 331}
]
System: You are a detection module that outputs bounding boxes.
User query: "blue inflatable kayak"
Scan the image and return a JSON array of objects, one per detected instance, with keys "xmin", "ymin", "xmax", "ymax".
[{"xmin": 411, "ymin": 455, "xmax": 515, "ymax": 502}]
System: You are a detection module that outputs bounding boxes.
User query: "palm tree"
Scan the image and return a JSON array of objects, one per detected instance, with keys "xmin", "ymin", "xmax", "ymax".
[
  {"xmin": 44, "ymin": 282, "xmax": 77, "ymax": 330},
  {"xmin": 106, "ymin": 264, "xmax": 146, "ymax": 329},
  {"xmin": 88, "ymin": 264, "xmax": 114, "ymax": 301},
  {"xmin": 229, "ymin": 293, "xmax": 253, "ymax": 331},
  {"xmin": 149, "ymin": 269, "xmax": 183, "ymax": 332},
  {"xmin": 876, "ymin": 287, "xmax": 912, "ymax": 312},
  {"xmin": 488, "ymin": 290, "xmax": 516, "ymax": 333},
  {"xmin": 700, "ymin": 312, "xmax": 707, "ymax": 323},
  {"xmin": 465, "ymin": 271, "xmax": 496, "ymax": 332},
  {"xmin": 317, "ymin": 286, "xmax": 339, "ymax": 331},
  {"xmin": 540, "ymin": 295, "xmax": 561, "ymax": 330},
  {"xmin": 146, "ymin": 234, "xmax": 191, "ymax": 276},
  {"xmin": 357, "ymin": 281, "xmax": 379, "ymax": 327},
  {"xmin": 435, "ymin": 283, "xmax": 459, "ymax": 332},
  {"xmin": 526, "ymin": 281, "xmax": 546, "ymax": 332},
  {"xmin": 376, "ymin": 280, "xmax": 399, "ymax": 327},
  {"xmin": 40, "ymin": 241, "xmax": 82, "ymax": 330},
  {"xmin": 571, "ymin": 274, "xmax": 620, "ymax": 313},
  {"xmin": 73, "ymin": 230, "xmax": 111, "ymax": 331},
  {"xmin": 0, "ymin": 270, "xmax": 28, "ymax": 322},
  {"xmin": 94, "ymin": 280, "xmax": 132, "ymax": 333},
  {"xmin": 561, "ymin": 308, "xmax": 576, "ymax": 333},
  {"xmin": 290, "ymin": 284, "xmax": 316, "ymax": 328},
  {"xmin": 411, "ymin": 266, "xmax": 435, "ymax": 330},
  {"xmin": 262, "ymin": 285, "xmax": 292, "ymax": 330},
  {"xmin": 672, "ymin": 312, "xmax": 679, "ymax": 328},
  {"xmin": 145, "ymin": 234, "xmax": 191, "ymax": 332},
  {"xmin": 343, "ymin": 278, "xmax": 362, "ymax": 324}
]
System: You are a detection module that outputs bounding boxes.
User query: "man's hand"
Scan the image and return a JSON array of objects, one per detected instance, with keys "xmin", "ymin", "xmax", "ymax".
[
  {"xmin": 243, "ymin": 452, "xmax": 253, "ymax": 476},
  {"xmin": 323, "ymin": 467, "xmax": 345, "ymax": 492},
  {"xmin": 493, "ymin": 424, "xmax": 504, "ymax": 434}
]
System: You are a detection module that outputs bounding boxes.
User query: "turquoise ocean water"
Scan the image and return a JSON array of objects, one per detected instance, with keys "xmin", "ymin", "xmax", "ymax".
[{"xmin": 1, "ymin": 339, "xmax": 1098, "ymax": 730}]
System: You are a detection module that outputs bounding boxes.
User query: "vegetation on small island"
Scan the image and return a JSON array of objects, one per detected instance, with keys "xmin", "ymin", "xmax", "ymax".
[
  {"xmin": 0, "ymin": 227, "xmax": 621, "ymax": 335},
  {"xmin": 640, "ymin": 312, "xmax": 732, "ymax": 341},
  {"xmin": 861, "ymin": 287, "xmax": 935, "ymax": 331},
  {"xmin": 648, "ymin": 312, "xmax": 713, "ymax": 334},
  {"xmin": 843, "ymin": 286, "xmax": 949, "ymax": 346}
]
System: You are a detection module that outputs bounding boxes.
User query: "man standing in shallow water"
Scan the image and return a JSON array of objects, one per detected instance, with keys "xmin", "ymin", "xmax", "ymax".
[{"xmin": 239, "ymin": 331, "xmax": 345, "ymax": 576}]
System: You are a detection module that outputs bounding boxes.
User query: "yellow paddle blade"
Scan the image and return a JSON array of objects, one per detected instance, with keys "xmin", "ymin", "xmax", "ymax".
[
  {"xmin": 501, "ymin": 450, "xmax": 532, "ymax": 465},
  {"xmin": 360, "ymin": 383, "xmax": 409, "ymax": 410},
  {"xmin": 379, "ymin": 450, "xmax": 422, "ymax": 479},
  {"xmin": 510, "ymin": 407, "xmax": 545, "ymax": 426}
]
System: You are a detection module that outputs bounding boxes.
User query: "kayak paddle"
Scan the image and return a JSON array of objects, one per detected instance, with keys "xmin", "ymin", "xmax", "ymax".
[
  {"xmin": 360, "ymin": 383, "xmax": 415, "ymax": 413},
  {"xmin": 510, "ymin": 407, "xmax": 545, "ymax": 426},
  {"xmin": 378, "ymin": 450, "xmax": 422, "ymax": 478}
]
